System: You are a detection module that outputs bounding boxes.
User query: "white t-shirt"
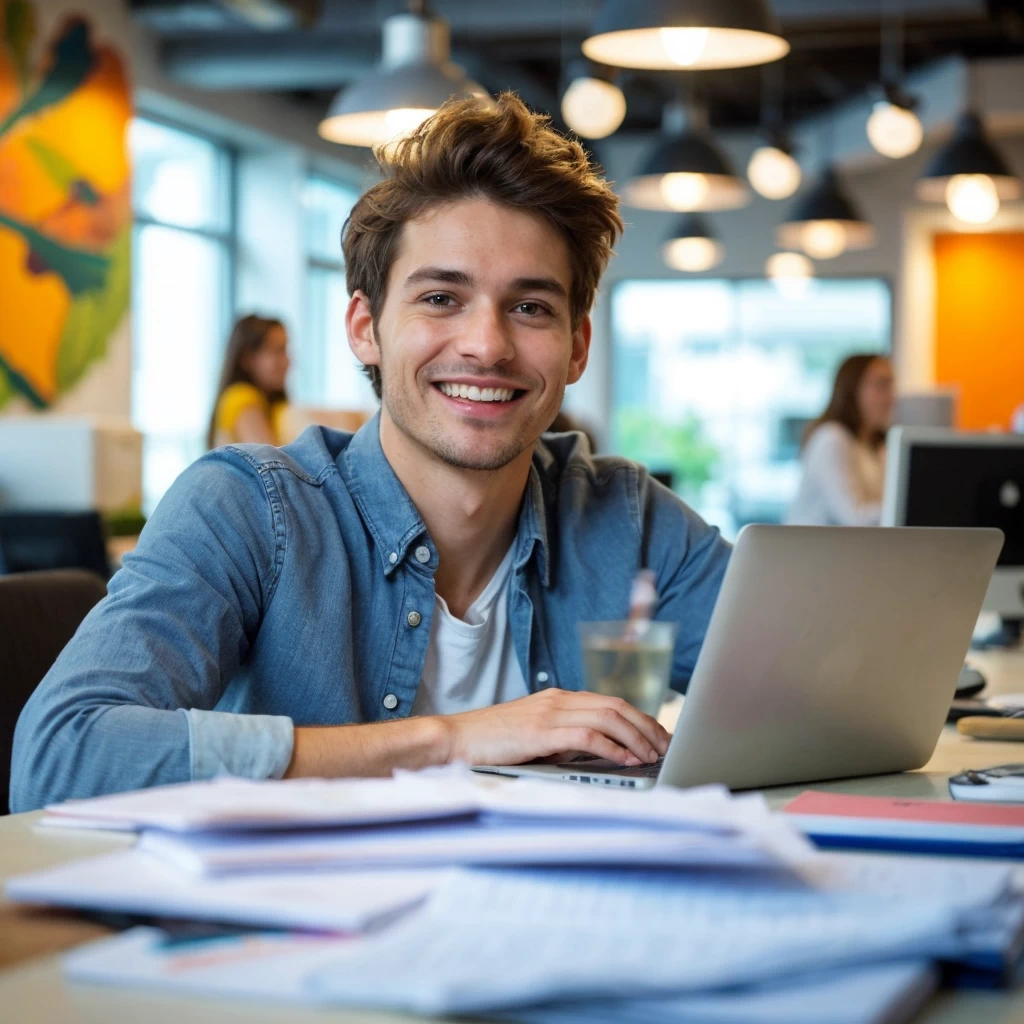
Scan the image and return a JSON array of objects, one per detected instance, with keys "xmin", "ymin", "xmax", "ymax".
[
  {"xmin": 411, "ymin": 544, "xmax": 529, "ymax": 716},
  {"xmin": 785, "ymin": 422, "xmax": 886, "ymax": 527}
]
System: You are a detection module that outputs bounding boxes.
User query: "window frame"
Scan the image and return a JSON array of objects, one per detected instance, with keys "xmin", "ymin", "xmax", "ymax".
[
  {"xmin": 604, "ymin": 273, "xmax": 895, "ymax": 533},
  {"xmin": 129, "ymin": 113, "xmax": 238, "ymax": 512},
  {"xmin": 130, "ymin": 112, "xmax": 239, "ymax": 336},
  {"xmin": 300, "ymin": 173, "xmax": 369, "ymax": 409}
]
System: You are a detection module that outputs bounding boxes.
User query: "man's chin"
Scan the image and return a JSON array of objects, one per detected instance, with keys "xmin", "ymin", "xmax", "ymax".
[{"xmin": 430, "ymin": 438, "xmax": 530, "ymax": 472}]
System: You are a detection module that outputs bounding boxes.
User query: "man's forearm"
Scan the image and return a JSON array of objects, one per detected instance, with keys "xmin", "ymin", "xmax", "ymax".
[{"xmin": 285, "ymin": 716, "xmax": 453, "ymax": 778}]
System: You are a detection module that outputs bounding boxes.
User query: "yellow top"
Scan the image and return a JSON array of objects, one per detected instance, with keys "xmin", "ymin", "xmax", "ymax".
[{"xmin": 213, "ymin": 382, "xmax": 288, "ymax": 447}]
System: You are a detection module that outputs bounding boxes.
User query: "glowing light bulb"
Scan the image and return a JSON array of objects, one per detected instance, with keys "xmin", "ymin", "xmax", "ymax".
[
  {"xmin": 866, "ymin": 101, "xmax": 923, "ymax": 159},
  {"xmin": 659, "ymin": 27, "xmax": 710, "ymax": 67},
  {"xmin": 766, "ymin": 251, "xmax": 813, "ymax": 299},
  {"xmin": 561, "ymin": 77, "xmax": 627, "ymax": 139},
  {"xmin": 800, "ymin": 220, "xmax": 847, "ymax": 259},
  {"xmin": 747, "ymin": 146, "xmax": 802, "ymax": 200},
  {"xmin": 945, "ymin": 174, "xmax": 1000, "ymax": 224},
  {"xmin": 382, "ymin": 107, "xmax": 434, "ymax": 141},
  {"xmin": 659, "ymin": 172, "xmax": 710, "ymax": 211},
  {"xmin": 663, "ymin": 236, "xmax": 723, "ymax": 272}
]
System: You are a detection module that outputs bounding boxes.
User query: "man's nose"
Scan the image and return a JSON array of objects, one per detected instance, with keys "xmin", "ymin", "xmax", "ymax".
[{"xmin": 453, "ymin": 303, "xmax": 515, "ymax": 366}]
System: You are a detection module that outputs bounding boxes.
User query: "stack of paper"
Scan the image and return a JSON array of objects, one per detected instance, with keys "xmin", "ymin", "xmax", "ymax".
[
  {"xmin": 8, "ymin": 768, "xmax": 1023, "ymax": 1021},
  {"xmin": 63, "ymin": 928, "xmax": 939, "ymax": 1024},
  {"xmin": 34, "ymin": 769, "xmax": 813, "ymax": 875},
  {"xmin": 10, "ymin": 768, "xmax": 812, "ymax": 931}
]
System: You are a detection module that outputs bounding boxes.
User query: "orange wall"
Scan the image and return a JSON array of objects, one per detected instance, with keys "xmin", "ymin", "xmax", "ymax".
[{"xmin": 934, "ymin": 232, "xmax": 1024, "ymax": 430}]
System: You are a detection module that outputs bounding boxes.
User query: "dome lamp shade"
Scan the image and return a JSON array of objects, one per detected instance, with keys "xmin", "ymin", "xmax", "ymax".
[{"xmin": 582, "ymin": 0, "xmax": 789, "ymax": 71}]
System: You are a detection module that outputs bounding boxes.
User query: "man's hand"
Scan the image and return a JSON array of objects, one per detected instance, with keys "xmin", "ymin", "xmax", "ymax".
[{"xmin": 440, "ymin": 688, "xmax": 671, "ymax": 767}]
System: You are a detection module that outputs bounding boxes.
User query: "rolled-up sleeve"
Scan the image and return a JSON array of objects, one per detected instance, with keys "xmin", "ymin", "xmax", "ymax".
[{"xmin": 10, "ymin": 449, "xmax": 294, "ymax": 812}]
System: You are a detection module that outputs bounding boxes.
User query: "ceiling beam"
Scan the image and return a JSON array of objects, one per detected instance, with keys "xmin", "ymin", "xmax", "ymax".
[
  {"xmin": 162, "ymin": 34, "xmax": 376, "ymax": 88},
  {"xmin": 161, "ymin": 33, "xmax": 563, "ymax": 116}
]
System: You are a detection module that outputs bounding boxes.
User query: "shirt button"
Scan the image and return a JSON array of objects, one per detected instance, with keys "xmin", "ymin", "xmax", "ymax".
[
  {"xmin": 536, "ymin": 671, "xmax": 549, "ymax": 683},
  {"xmin": 407, "ymin": 610, "xmax": 422, "ymax": 627},
  {"xmin": 388, "ymin": 552, "xmax": 398, "ymax": 565},
  {"xmin": 383, "ymin": 694, "xmax": 399, "ymax": 710},
  {"xmin": 414, "ymin": 545, "xmax": 430, "ymax": 564}
]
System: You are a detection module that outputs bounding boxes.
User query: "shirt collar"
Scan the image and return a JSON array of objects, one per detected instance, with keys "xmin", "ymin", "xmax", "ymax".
[
  {"xmin": 516, "ymin": 444, "xmax": 552, "ymax": 588},
  {"xmin": 340, "ymin": 412, "xmax": 552, "ymax": 586},
  {"xmin": 341, "ymin": 413, "xmax": 427, "ymax": 577}
]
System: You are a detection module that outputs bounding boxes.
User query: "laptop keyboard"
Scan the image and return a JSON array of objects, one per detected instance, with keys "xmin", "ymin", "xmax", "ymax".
[
  {"xmin": 606, "ymin": 758, "xmax": 664, "ymax": 778},
  {"xmin": 558, "ymin": 757, "xmax": 664, "ymax": 778}
]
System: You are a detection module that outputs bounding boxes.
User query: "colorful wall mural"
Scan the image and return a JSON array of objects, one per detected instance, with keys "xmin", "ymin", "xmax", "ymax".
[{"xmin": 0, "ymin": 0, "xmax": 131, "ymax": 411}]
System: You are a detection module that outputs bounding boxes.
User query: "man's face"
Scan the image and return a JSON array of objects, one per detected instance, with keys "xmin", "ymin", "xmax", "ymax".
[{"xmin": 351, "ymin": 197, "xmax": 590, "ymax": 472}]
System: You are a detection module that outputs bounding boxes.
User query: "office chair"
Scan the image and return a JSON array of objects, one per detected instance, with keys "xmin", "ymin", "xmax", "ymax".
[{"xmin": 0, "ymin": 569, "xmax": 107, "ymax": 814}]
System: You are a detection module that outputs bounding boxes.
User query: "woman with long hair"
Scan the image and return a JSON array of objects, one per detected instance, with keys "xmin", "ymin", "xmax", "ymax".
[
  {"xmin": 207, "ymin": 315, "xmax": 291, "ymax": 449},
  {"xmin": 786, "ymin": 353, "xmax": 895, "ymax": 526}
]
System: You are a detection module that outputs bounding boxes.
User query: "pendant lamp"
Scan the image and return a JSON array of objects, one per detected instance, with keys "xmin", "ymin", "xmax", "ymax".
[
  {"xmin": 865, "ymin": 14, "xmax": 922, "ymax": 160},
  {"xmin": 583, "ymin": 0, "xmax": 789, "ymax": 71},
  {"xmin": 319, "ymin": 6, "xmax": 486, "ymax": 147},
  {"xmin": 765, "ymin": 251, "xmax": 813, "ymax": 299},
  {"xmin": 624, "ymin": 103, "xmax": 749, "ymax": 211},
  {"xmin": 748, "ymin": 131, "xmax": 801, "ymax": 200},
  {"xmin": 916, "ymin": 111, "xmax": 1021, "ymax": 225},
  {"xmin": 747, "ymin": 64, "xmax": 801, "ymax": 199},
  {"xmin": 777, "ymin": 166, "xmax": 875, "ymax": 259},
  {"xmin": 663, "ymin": 213, "xmax": 724, "ymax": 271},
  {"xmin": 560, "ymin": 61, "xmax": 627, "ymax": 140},
  {"xmin": 867, "ymin": 85, "xmax": 922, "ymax": 160}
]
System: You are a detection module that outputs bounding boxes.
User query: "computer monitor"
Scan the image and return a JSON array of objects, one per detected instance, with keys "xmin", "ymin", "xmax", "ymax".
[
  {"xmin": 0, "ymin": 511, "xmax": 111, "ymax": 579},
  {"xmin": 882, "ymin": 427, "xmax": 1024, "ymax": 616}
]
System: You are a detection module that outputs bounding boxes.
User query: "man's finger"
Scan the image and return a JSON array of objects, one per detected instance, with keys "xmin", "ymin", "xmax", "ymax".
[
  {"xmin": 556, "ymin": 709, "xmax": 659, "ymax": 763},
  {"xmin": 549, "ymin": 691, "xmax": 671, "ymax": 756},
  {"xmin": 549, "ymin": 727, "xmax": 641, "ymax": 767}
]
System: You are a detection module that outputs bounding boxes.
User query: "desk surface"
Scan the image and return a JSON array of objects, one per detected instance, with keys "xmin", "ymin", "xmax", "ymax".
[{"xmin": 3, "ymin": 650, "xmax": 1024, "ymax": 1023}]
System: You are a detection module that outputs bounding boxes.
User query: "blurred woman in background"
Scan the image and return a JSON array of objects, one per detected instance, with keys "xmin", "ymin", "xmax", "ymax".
[
  {"xmin": 786, "ymin": 353, "xmax": 895, "ymax": 527},
  {"xmin": 207, "ymin": 315, "xmax": 291, "ymax": 449}
]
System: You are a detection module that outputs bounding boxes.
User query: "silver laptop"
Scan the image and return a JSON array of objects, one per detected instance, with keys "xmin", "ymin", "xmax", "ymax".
[{"xmin": 475, "ymin": 525, "xmax": 1003, "ymax": 791}]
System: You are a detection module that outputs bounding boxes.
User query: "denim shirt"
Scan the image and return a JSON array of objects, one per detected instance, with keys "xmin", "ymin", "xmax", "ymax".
[{"xmin": 11, "ymin": 416, "xmax": 730, "ymax": 811}]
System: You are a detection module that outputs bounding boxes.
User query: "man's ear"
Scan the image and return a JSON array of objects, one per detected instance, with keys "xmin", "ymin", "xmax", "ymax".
[
  {"xmin": 346, "ymin": 290, "xmax": 379, "ymax": 369},
  {"xmin": 566, "ymin": 313, "xmax": 592, "ymax": 386}
]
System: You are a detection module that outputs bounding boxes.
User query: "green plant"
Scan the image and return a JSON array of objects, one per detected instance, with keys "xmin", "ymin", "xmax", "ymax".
[{"xmin": 615, "ymin": 409, "xmax": 720, "ymax": 499}]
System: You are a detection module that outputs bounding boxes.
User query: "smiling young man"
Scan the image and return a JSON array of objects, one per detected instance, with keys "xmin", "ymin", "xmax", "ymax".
[{"xmin": 11, "ymin": 94, "xmax": 730, "ymax": 811}]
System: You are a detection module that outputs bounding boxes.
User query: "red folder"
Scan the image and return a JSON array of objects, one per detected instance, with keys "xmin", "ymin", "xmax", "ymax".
[{"xmin": 782, "ymin": 791, "xmax": 1024, "ymax": 857}]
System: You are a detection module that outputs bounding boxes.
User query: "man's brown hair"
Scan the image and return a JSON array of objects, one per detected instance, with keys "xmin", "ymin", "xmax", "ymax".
[{"xmin": 342, "ymin": 92, "xmax": 624, "ymax": 399}]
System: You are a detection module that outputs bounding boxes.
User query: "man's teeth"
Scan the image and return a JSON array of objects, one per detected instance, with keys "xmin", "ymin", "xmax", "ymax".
[{"xmin": 437, "ymin": 382, "xmax": 516, "ymax": 402}]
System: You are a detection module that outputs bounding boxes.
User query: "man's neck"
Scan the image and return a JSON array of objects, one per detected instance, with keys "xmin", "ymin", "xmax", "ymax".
[{"xmin": 379, "ymin": 413, "xmax": 533, "ymax": 619}]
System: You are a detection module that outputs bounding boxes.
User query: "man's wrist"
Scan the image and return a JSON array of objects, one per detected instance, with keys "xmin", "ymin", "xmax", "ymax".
[{"xmin": 422, "ymin": 713, "xmax": 458, "ymax": 766}]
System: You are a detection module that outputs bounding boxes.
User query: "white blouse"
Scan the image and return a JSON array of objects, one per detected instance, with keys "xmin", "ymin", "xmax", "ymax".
[{"xmin": 785, "ymin": 422, "xmax": 886, "ymax": 527}]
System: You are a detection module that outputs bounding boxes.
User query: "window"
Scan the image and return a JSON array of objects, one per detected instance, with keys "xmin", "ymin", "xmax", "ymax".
[
  {"xmin": 299, "ymin": 176, "xmax": 377, "ymax": 409},
  {"xmin": 611, "ymin": 278, "xmax": 891, "ymax": 539},
  {"xmin": 129, "ymin": 118, "xmax": 233, "ymax": 514}
]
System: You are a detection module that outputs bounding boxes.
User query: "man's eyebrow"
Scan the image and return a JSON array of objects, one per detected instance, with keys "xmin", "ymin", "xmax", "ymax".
[
  {"xmin": 405, "ymin": 266, "xmax": 474, "ymax": 288},
  {"xmin": 404, "ymin": 268, "xmax": 569, "ymax": 301},
  {"xmin": 510, "ymin": 277, "xmax": 568, "ymax": 299}
]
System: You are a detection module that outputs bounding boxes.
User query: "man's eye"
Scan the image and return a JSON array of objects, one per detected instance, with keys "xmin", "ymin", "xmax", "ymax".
[
  {"xmin": 425, "ymin": 293, "xmax": 452, "ymax": 307},
  {"xmin": 515, "ymin": 302, "xmax": 544, "ymax": 315}
]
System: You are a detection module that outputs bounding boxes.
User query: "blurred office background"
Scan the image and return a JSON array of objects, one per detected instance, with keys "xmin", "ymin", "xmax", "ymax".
[{"xmin": 1, "ymin": 0, "xmax": 1024, "ymax": 549}]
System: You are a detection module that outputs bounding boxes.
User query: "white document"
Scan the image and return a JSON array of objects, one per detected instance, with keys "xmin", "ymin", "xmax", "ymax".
[
  {"xmin": 43, "ymin": 775, "xmax": 481, "ymax": 833},
  {"xmin": 63, "ymin": 926, "xmax": 937, "ymax": 1024},
  {"xmin": 41, "ymin": 767, "xmax": 815, "ymax": 872},
  {"xmin": 137, "ymin": 818, "xmax": 779, "ymax": 876},
  {"xmin": 299, "ymin": 855, "xmax": 1012, "ymax": 1014},
  {"xmin": 6, "ymin": 849, "xmax": 447, "ymax": 932},
  {"xmin": 487, "ymin": 962, "xmax": 938, "ymax": 1024}
]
